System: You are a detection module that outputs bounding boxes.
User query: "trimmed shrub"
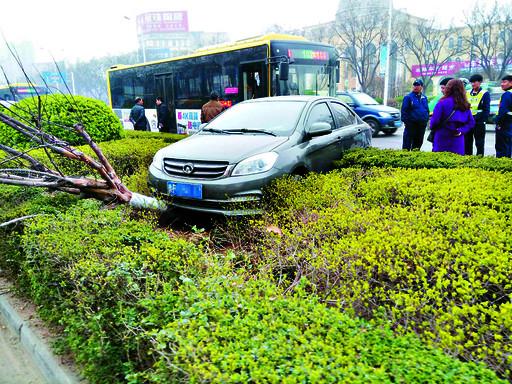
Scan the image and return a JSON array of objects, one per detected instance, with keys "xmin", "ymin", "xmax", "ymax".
[
  {"xmin": 0, "ymin": 94, "xmax": 124, "ymax": 148},
  {"xmin": 337, "ymin": 147, "xmax": 512, "ymax": 171},
  {"xmin": 10, "ymin": 203, "xmax": 502, "ymax": 383},
  {"xmin": 259, "ymin": 168, "xmax": 512, "ymax": 379},
  {"xmin": 133, "ymin": 274, "xmax": 503, "ymax": 384},
  {"xmin": 20, "ymin": 201, "xmax": 205, "ymax": 382},
  {"xmin": 0, "ymin": 185, "xmax": 79, "ymax": 280}
]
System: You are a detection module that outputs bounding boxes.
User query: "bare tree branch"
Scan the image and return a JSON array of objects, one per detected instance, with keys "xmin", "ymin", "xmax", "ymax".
[
  {"xmin": 463, "ymin": 1, "xmax": 512, "ymax": 81},
  {"xmin": 396, "ymin": 17, "xmax": 464, "ymax": 90}
]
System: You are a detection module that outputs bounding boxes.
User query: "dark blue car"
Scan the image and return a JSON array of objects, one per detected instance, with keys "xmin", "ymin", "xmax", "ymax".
[{"xmin": 337, "ymin": 91, "xmax": 402, "ymax": 137}]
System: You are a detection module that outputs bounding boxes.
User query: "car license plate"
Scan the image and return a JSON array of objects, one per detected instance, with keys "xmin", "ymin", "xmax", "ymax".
[
  {"xmin": 167, "ymin": 181, "xmax": 202, "ymax": 199},
  {"xmin": 394, "ymin": 121, "xmax": 401, "ymax": 127}
]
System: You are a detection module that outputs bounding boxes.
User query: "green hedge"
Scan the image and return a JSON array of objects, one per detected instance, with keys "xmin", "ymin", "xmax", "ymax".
[
  {"xmin": 337, "ymin": 147, "xmax": 512, "ymax": 171},
  {"xmin": 0, "ymin": 182, "xmax": 499, "ymax": 383},
  {"xmin": 0, "ymin": 94, "xmax": 124, "ymax": 148},
  {"xmin": 12, "ymin": 203, "xmax": 502, "ymax": 383},
  {"xmin": 133, "ymin": 275, "xmax": 501, "ymax": 383},
  {"xmin": 260, "ymin": 167, "xmax": 512, "ymax": 380},
  {"xmin": 0, "ymin": 185, "xmax": 79, "ymax": 279}
]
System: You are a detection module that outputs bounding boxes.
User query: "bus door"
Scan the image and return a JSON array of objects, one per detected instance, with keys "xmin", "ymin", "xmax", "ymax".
[
  {"xmin": 239, "ymin": 62, "xmax": 267, "ymax": 101},
  {"xmin": 155, "ymin": 73, "xmax": 177, "ymax": 133}
]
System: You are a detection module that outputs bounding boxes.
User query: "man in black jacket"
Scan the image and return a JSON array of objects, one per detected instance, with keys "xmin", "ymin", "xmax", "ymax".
[
  {"xmin": 156, "ymin": 97, "xmax": 170, "ymax": 132},
  {"xmin": 129, "ymin": 97, "xmax": 148, "ymax": 131},
  {"xmin": 401, "ymin": 79, "xmax": 430, "ymax": 150}
]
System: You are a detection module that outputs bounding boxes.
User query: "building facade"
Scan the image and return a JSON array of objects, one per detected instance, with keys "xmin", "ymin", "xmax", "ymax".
[{"xmin": 136, "ymin": 11, "xmax": 228, "ymax": 62}]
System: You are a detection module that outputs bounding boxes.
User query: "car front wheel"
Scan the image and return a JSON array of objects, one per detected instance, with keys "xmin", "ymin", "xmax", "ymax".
[
  {"xmin": 382, "ymin": 128, "xmax": 397, "ymax": 135},
  {"xmin": 364, "ymin": 118, "xmax": 380, "ymax": 137}
]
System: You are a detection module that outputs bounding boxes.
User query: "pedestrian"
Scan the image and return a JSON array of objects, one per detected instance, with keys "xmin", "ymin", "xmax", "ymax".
[
  {"xmin": 439, "ymin": 77, "xmax": 454, "ymax": 96},
  {"xmin": 430, "ymin": 79, "xmax": 475, "ymax": 155},
  {"xmin": 155, "ymin": 96, "xmax": 169, "ymax": 132},
  {"xmin": 465, "ymin": 74, "xmax": 490, "ymax": 155},
  {"xmin": 129, "ymin": 97, "xmax": 148, "ymax": 131},
  {"xmin": 201, "ymin": 91, "xmax": 224, "ymax": 123},
  {"xmin": 401, "ymin": 79, "xmax": 429, "ymax": 150},
  {"xmin": 495, "ymin": 75, "xmax": 512, "ymax": 158}
]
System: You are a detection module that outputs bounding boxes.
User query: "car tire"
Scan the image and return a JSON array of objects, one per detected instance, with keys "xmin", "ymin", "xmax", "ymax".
[
  {"xmin": 364, "ymin": 118, "xmax": 380, "ymax": 137},
  {"xmin": 382, "ymin": 128, "xmax": 397, "ymax": 136}
]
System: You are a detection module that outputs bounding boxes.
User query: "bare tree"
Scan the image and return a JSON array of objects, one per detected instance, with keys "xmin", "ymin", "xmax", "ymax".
[
  {"xmin": 396, "ymin": 17, "xmax": 463, "ymax": 91},
  {"xmin": 464, "ymin": 1, "xmax": 512, "ymax": 81},
  {"xmin": 332, "ymin": 0, "xmax": 388, "ymax": 94}
]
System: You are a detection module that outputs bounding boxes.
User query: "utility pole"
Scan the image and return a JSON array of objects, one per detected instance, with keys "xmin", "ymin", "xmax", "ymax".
[{"xmin": 383, "ymin": 0, "xmax": 393, "ymax": 106}]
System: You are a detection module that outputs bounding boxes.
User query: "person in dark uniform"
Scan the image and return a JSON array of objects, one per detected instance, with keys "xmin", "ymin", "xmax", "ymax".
[
  {"xmin": 465, "ymin": 74, "xmax": 490, "ymax": 155},
  {"xmin": 495, "ymin": 75, "xmax": 512, "ymax": 158},
  {"xmin": 401, "ymin": 79, "xmax": 430, "ymax": 150},
  {"xmin": 155, "ymin": 96, "xmax": 170, "ymax": 132},
  {"xmin": 129, "ymin": 97, "xmax": 148, "ymax": 131}
]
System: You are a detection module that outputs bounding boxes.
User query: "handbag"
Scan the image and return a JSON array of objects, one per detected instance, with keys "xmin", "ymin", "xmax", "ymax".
[{"xmin": 427, "ymin": 109, "xmax": 456, "ymax": 143}]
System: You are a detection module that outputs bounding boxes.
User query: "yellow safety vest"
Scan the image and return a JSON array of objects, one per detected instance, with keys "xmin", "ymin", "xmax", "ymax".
[{"xmin": 466, "ymin": 89, "xmax": 486, "ymax": 115}]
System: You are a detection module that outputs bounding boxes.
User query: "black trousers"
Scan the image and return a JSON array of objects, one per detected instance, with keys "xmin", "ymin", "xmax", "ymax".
[
  {"xmin": 402, "ymin": 121, "xmax": 427, "ymax": 150},
  {"xmin": 496, "ymin": 129, "xmax": 512, "ymax": 158},
  {"xmin": 464, "ymin": 123, "xmax": 486, "ymax": 155}
]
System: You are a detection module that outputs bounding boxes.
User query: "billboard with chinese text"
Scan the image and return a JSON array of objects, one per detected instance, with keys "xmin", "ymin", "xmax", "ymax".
[{"xmin": 136, "ymin": 11, "xmax": 189, "ymax": 34}]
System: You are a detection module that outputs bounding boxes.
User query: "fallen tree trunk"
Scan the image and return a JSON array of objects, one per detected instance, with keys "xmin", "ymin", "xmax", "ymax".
[{"xmin": 0, "ymin": 110, "xmax": 166, "ymax": 211}]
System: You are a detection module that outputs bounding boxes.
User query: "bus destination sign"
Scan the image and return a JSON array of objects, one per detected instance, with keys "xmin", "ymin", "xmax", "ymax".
[{"xmin": 287, "ymin": 49, "xmax": 329, "ymax": 61}]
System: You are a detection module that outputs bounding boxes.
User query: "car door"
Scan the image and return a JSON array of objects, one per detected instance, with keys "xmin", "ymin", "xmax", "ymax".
[
  {"xmin": 329, "ymin": 101, "xmax": 365, "ymax": 152},
  {"xmin": 302, "ymin": 101, "xmax": 340, "ymax": 172}
]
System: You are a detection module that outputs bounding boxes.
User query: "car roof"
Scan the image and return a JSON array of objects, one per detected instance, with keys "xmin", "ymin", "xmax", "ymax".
[{"xmin": 244, "ymin": 95, "xmax": 338, "ymax": 103}]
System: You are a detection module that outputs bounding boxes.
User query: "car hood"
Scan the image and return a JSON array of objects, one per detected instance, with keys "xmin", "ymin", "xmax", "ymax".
[
  {"xmin": 359, "ymin": 104, "xmax": 399, "ymax": 114},
  {"xmin": 161, "ymin": 133, "xmax": 289, "ymax": 163}
]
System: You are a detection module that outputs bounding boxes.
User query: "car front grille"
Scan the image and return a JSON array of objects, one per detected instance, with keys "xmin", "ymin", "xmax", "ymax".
[{"xmin": 163, "ymin": 158, "xmax": 229, "ymax": 179}]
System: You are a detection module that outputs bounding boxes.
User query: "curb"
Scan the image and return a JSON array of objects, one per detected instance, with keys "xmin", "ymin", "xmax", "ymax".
[{"xmin": 0, "ymin": 292, "xmax": 81, "ymax": 384}]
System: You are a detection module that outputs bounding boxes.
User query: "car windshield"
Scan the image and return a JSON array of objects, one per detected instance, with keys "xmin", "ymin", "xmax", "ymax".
[
  {"xmin": 204, "ymin": 100, "xmax": 306, "ymax": 136},
  {"xmin": 352, "ymin": 93, "xmax": 379, "ymax": 105}
]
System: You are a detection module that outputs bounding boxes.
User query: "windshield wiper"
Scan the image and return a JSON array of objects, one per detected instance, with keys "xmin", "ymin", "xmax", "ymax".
[
  {"xmin": 201, "ymin": 128, "xmax": 234, "ymax": 134},
  {"xmin": 231, "ymin": 128, "xmax": 276, "ymax": 136}
]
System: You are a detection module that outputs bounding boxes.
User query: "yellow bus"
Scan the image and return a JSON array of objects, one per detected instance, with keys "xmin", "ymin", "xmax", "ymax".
[{"xmin": 106, "ymin": 34, "xmax": 339, "ymax": 134}]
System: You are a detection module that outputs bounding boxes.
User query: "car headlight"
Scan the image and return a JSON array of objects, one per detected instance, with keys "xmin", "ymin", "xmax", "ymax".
[
  {"xmin": 150, "ymin": 149, "xmax": 166, "ymax": 171},
  {"xmin": 378, "ymin": 112, "xmax": 391, "ymax": 118},
  {"xmin": 232, "ymin": 152, "xmax": 278, "ymax": 176}
]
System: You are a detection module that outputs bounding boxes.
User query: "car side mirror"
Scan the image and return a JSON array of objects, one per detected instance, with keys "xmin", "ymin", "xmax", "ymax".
[
  {"xmin": 307, "ymin": 122, "xmax": 332, "ymax": 137},
  {"xmin": 279, "ymin": 61, "xmax": 289, "ymax": 81}
]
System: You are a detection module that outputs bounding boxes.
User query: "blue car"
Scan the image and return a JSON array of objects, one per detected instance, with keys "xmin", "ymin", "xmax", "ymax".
[{"xmin": 337, "ymin": 91, "xmax": 402, "ymax": 137}]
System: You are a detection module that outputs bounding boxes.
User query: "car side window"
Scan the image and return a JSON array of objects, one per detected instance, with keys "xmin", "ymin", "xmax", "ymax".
[
  {"xmin": 307, "ymin": 102, "xmax": 335, "ymax": 129},
  {"xmin": 330, "ymin": 102, "xmax": 357, "ymax": 128}
]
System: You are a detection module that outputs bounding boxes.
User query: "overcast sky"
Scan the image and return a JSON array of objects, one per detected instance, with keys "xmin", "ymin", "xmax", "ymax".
[{"xmin": 0, "ymin": 0, "xmax": 485, "ymax": 62}]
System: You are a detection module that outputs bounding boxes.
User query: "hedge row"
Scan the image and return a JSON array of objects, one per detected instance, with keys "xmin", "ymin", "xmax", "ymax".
[
  {"xmin": 337, "ymin": 147, "xmax": 512, "ymax": 171},
  {"xmin": 259, "ymin": 167, "xmax": 512, "ymax": 380},
  {"xmin": 0, "ymin": 185, "xmax": 501, "ymax": 383}
]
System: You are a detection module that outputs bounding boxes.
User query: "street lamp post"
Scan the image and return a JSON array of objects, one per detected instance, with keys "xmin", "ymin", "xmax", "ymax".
[{"xmin": 383, "ymin": 0, "xmax": 393, "ymax": 106}]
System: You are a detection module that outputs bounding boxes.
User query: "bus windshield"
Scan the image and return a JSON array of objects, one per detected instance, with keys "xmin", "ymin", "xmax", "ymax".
[{"xmin": 275, "ymin": 64, "xmax": 332, "ymax": 96}]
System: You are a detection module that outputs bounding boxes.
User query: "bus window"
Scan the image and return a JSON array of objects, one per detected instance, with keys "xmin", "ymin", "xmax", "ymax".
[{"xmin": 274, "ymin": 64, "xmax": 331, "ymax": 96}]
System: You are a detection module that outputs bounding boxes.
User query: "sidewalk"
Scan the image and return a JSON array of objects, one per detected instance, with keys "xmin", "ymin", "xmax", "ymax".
[{"xmin": 0, "ymin": 277, "xmax": 82, "ymax": 384}]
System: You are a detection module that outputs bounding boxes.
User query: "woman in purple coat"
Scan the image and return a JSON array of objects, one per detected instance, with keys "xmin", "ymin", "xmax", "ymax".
[{"xmin": 430, "ymin": 79, "xmax": 475, "ymax": 155}]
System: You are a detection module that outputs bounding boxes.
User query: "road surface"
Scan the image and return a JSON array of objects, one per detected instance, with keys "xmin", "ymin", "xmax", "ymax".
[{"xmin": 0, "ymin": 315, "xmax": 47, "ymax": 384}]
